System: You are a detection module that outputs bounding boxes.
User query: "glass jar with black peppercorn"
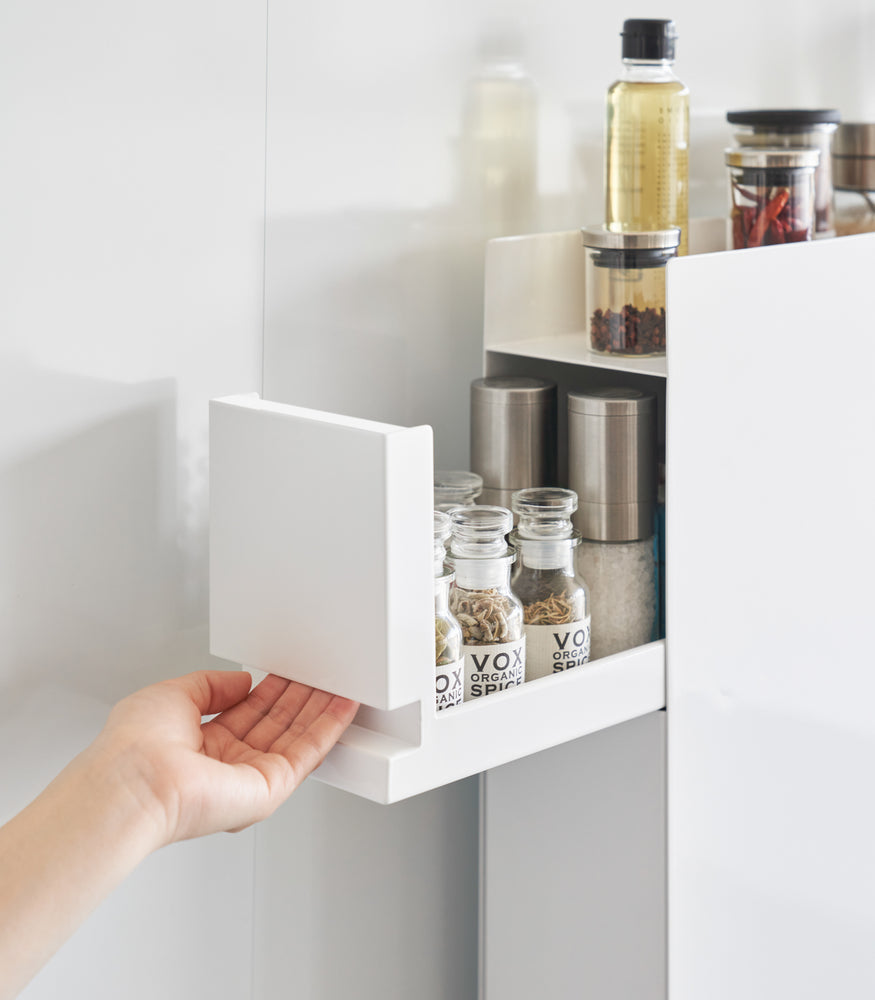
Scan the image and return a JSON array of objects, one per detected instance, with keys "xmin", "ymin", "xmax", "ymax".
[
  {"xmin": 446, "ymin": 505, "xmax": 525, "ymax": 701},
  {"xmin": 434, "ymin": 511, "xmax": 464, "ymax": 712},
  {"xmin": 582, "ymin": 225, "xmax": 680, "ymax": 357},
  {"xmin": 510, "ymin": 488, "xmax": 591, "ymax": 681}
]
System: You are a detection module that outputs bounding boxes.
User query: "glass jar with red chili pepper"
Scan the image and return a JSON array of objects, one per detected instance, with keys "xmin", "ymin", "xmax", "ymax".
[
  {"xmin": 727, "ymin": 109, "xmax": 840, "ymax": 237},
  {"xmin": 725, "ymin": 147, "xmax": 820, "ymax": 250},
  {"xmin": 581, "ymin": 225, "xmax": 680, "ymax": 357}
]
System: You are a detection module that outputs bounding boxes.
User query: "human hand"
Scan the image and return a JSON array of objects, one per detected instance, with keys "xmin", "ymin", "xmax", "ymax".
[{"xmin": 88, "ymin": 670, "xmax": 359, "ymax": 848}]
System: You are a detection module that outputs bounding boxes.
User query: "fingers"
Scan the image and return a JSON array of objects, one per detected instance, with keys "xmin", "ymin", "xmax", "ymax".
[
  {"xmin": 242, "ymin": 683, "xmax": 334, "ymax": 751},
  {"xmin": 213, "ymin": 674, "xmax": 303, "ymax": 743},
  {"xmin": 166, "ymin": 670, "xmax": 254, "ymax": 717},
  {"xmin": 270, "ymin": 693, "xmax": 360, "ymax": 784}
]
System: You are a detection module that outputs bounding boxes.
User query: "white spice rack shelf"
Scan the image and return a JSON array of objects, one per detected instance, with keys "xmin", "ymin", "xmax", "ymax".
[
  {"xmin": 208, "ymin": 218, "xmax": 739, "ymax": 804},
  {"xmin": 209, "ymin": 392, "xmax": 665, "ymax": 804}
]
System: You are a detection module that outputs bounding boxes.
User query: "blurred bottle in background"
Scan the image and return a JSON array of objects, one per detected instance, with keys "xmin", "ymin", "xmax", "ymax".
[{"xmin": 459, "ymin": 19, "xmax": 538, "ymax": 240}]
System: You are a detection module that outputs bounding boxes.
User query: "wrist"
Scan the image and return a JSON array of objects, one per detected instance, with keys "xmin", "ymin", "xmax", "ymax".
[{"xmin": 72, "ymin": 737, "xmax": 172, "ymax": 856}]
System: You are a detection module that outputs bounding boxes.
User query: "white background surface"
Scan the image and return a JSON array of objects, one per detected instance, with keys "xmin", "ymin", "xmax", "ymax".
[
  {"xmin": 1, "ymin": 0, "xmax": 264, "ymax": 996},
  {"xmin": 2, "ymin": 0, "xmax": 875, "ymax": 998}
]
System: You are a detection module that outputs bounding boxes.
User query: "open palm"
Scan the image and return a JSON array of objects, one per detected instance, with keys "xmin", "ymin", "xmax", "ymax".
[{"xmin": 95, "ymin": 670, "xmax": 359, "ymax": 846}]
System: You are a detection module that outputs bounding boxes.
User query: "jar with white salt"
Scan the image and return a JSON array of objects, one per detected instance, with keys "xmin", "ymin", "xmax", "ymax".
[{"xmin": 567, "ymin": 387, "xmax": 657, "ymax": 660}]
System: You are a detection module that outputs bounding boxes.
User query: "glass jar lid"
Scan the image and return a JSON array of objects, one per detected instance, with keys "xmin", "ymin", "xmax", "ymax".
[
  {"xmin": 448, "ymin": 505, "xmax": 514, "ymax": 560},
  {"xmin": 725, "ymin": 147, "xmax": 821, "ymax": 170},
  {"xmin": 434, "ymin": 469, "xmax": 483, "ymax": 510},
  {"xmin": 512, "ymin": 487, "xmax": 578, "ymax": 540},
  {"xmin": 581, "ymin": 225, "xmax": 681, "ymax": 251}
]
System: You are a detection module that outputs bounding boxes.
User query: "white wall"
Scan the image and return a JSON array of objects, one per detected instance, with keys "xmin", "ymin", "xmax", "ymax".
[{"xmin": 0, "ymin": 0, "xmax": 266, "ymax": 996}]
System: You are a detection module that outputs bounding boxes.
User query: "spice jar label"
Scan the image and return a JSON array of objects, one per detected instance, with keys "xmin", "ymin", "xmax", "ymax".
[
  {"xmin": 464, "ymin": 637, "xmax": 526, "ymax": 700},
  {"xmin": 523, "ymin": 619, "xmax": 591, "ymax": 680},
  {"xmin": 436, "ymin": 658, "xmax": 464, "ymax": 711}
]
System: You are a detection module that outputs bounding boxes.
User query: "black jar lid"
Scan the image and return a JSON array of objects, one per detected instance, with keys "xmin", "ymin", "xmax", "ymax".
[
  {"xmin": 726, "ymin": 109, "xmax": 841, "ymax": 129},
  {"xmin": 621, "ymin": 19, "xmax": 677, "ymax": 61}
]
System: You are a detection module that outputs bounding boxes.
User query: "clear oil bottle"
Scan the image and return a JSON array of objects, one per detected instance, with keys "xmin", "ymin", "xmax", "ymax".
[{"xmin": 605, "ymin": 19, "xmax": 689, "ymax": 255}]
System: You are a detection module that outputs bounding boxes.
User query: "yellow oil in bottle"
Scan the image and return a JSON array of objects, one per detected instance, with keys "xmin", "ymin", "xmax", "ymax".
[{"xmin": 606, "ymin": 77, "xmax": 689, "ymax": 255}]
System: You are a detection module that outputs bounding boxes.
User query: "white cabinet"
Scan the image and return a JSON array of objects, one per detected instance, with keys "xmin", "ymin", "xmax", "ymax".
[{"xmin": 210, "ymin": 221, "xmax": 871, "ymax": 808}]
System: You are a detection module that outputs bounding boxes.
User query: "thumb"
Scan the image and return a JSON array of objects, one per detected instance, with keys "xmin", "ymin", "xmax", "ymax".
[{"xmin": 168, "ymin": 670, "xmax": 254, "ymax": 717}]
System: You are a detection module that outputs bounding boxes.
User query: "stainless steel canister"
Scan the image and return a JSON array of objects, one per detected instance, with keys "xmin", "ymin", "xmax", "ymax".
[
  {"xmin": 567, "ymin": 387, "xmax": 656, "ymax": 542},
  {"xmin": 470, "ymin": 376, "xmax": 557, "ymax": 509}
]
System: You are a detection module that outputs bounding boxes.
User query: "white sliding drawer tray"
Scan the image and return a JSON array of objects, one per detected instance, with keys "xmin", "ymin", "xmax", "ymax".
[{"xmin": 209, "ymin": 393, "xmax": 665, "ymax": 803}]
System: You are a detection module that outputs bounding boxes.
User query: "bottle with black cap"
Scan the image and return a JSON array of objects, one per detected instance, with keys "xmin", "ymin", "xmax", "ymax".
[{"xmin": 605, "ymin": 19, "xmax": 689, "ymax": 255}]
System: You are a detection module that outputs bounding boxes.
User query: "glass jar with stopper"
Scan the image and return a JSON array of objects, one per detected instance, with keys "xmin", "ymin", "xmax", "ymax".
[
  {"xmin": 510, "ymin": 488, "xmax": 591, "ymax": 681},
  {"xmin": 433, "ymin": 511, "xmax": 464, "ymax": 712},
  {"xmin": 446, "ymin": 505, "xmax": 525, "ymax": 701}
]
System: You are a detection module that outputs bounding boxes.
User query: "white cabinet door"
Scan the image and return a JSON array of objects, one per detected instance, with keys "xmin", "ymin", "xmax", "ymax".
[{"xmin": 667, "ymin": 234, "xmax": 875, "ymax": 998}]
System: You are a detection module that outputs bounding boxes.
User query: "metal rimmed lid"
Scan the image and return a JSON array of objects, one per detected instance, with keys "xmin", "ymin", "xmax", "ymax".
[
  {"xmin": 581, "ymin": 225, "xmax": 681, "ymax": 251},
  {"xmin": 470, "ymin": 375, "xmax": 555, "ymax": 406},
  {"xmin": 724, "ymin": 147, "xmax": 821, "ymax": 170},
  {"xmin": 726, "ymin": 109, "xmax": 841, "ymax": 129},
  {"xmin": 567, "ymin": 386, "xmax": 656, "ymax": 418},
  {"xmin": 832, "ymin": 123, "xmax": 875, "ymax": 190}
]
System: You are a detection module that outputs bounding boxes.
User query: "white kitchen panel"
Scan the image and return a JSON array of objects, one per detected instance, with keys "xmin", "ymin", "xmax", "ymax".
[
  {"xmin": 667, "ymin": 233, "xmax": 875, "ymax": 998},
  {"xmin": 482, "ymin": 712, "xmax": 666, "ymax": 1000}
]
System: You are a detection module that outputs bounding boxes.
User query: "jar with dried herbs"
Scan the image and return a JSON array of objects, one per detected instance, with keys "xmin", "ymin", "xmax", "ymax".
[
  {"xmin": 446, "ymin": 505, "xmax": 525, "ymax": 701},
  {"xmin": 434, "ymin": 511, "xmax": 464, "ymax": 712},
  {"xmin": 510, "ymin": 488, "xmax": 591, "ymax": 681}
]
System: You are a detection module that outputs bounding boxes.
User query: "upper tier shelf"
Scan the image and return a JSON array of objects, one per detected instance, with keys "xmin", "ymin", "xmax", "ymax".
[{"xmin": 482, "ymin": 218, "xmax": 728, "ymax": 375}]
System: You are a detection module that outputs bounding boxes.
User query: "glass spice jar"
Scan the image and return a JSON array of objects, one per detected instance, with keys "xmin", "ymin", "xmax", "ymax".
[
  {"xmin": 510, "ymin": 488, "xmax": 591, "ymax": 682},
  {"xmin": 725, "ymin": 147, "xmax": 820, "ymax": 249},
  {"xmin": 832, "ymin": 123, "xmax": 875, "ymax": 237},
  {"xmin": 727, "ymin": 109, "xmax": 840, "ymax": 237},
  {"xmin": 581, "ymin": 225, "xmax": 680, "ymax": 357},
  {"xmin": 434, "ymin": 470, "xmax": 483, "ymax": 513},
  {"xmin": 446, "ymin": 505, "xmax": 525, "ymax": 701},
  {"xmin": 434, "ymin": 511, "xmax": 464, "ymax": 712}
]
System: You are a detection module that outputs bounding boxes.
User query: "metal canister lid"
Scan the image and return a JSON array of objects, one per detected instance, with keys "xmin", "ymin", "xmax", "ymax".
[
  {"xmin": 471, "ymin": 376, "xmax": 557, "ymax": 491},
  {"xmin": 724, "ymin": 147, "xmax": 821, "ymax": 170},
  {"xmin": 568, "ymin": 386, "xmax": 656, "ymax": 417},
  {"xmin": 832, "ymin": 123, "xmax": 875, "ymax": 191},
  {"xmin": 567, "ymin": 387, "xmax": 656, "ymax": 542},
  {"xmin": 470, "ymin": 375, "xmax": 555, "ymax": 405},
  {"xmin": 581, "ymin": 226, "xmax": 681, "ymax": 251}
]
